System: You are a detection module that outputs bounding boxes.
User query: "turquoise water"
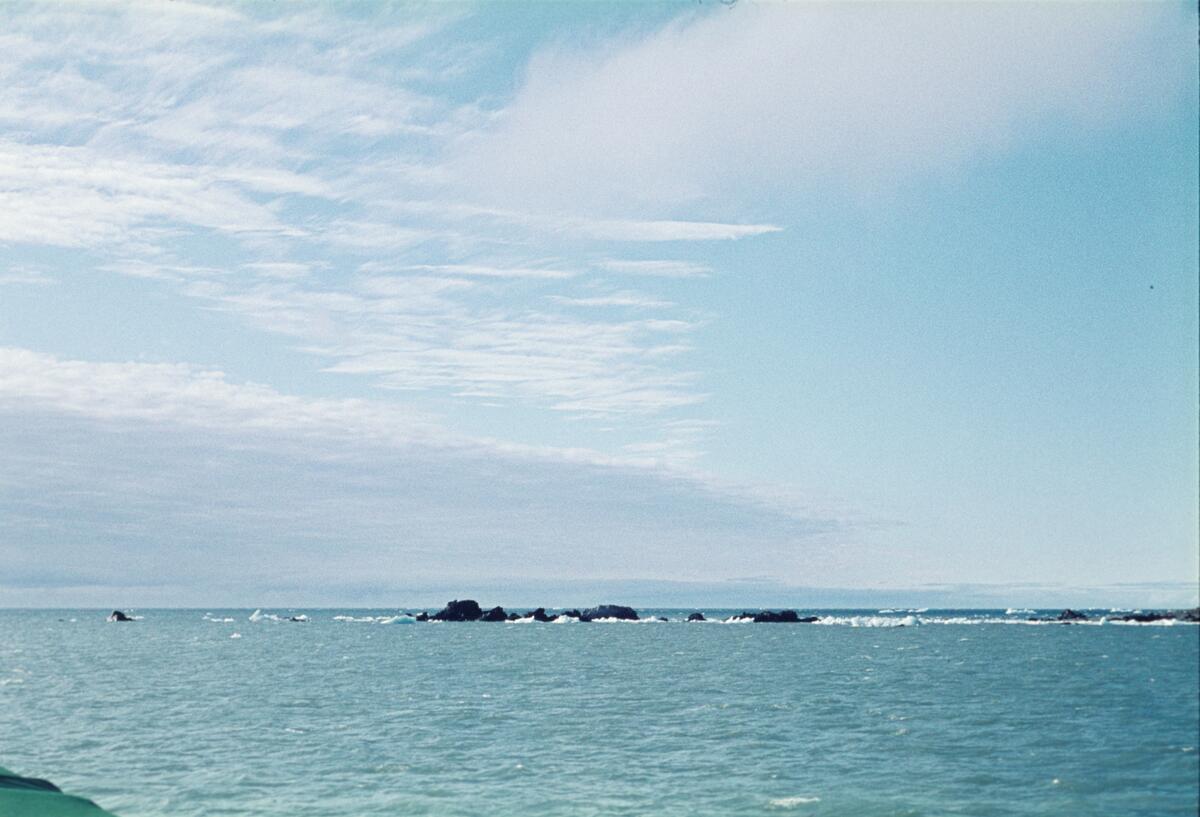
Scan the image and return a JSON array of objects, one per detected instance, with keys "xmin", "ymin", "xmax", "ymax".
[{"xmin": 2, "ymin": 609, "xmax": 1197, "ymax": 816}]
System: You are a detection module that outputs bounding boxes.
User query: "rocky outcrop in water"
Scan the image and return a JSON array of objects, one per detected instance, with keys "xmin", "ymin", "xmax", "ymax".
[
  {"xmin": 687, "ymin": 612, "xmax": 706, "ymax": 622},
  {"xmin": 480, "ymin": 606, "xmax": 508, "ymax": 622},
  {"xmin": 432, "ymin": 600, "xmax": 483, "ymax": 621},
  {"xmin": 1105, "ymin": 608, "xmax": 1200, "ymax": 623},
  {"xmin": 107, "ymin": 610, "xmax": 133, "ymax": 622},
  {"xmin": 527, "ymin": 608, "xmax": 554, "ymax": 622},
  {"xmin": 723, "ymin": 609, "xmax": 817, "ymax": 623},
  {"xmin": 1057, "ymin": 609, "xmax": 1089, "ymax": 621},
  {"xmin": 581, "ymin": 604, "xmax": 639, "ymax": 621}
]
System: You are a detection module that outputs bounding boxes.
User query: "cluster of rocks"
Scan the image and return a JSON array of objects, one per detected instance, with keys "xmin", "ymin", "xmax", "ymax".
[
  {"xmin": 407, "ymin": 601, "xmax": 823, "ymax": 624},
  {"xmin": 413, "ymin": 600, "xmax": 644, "ymax": 623},
  {"xmin": 1037, "ymin": 608, "xmax": 1200, "ymax": 624},
  {"xmin": 723, "ymin": 610, "xmax": 821, "ymax": 624}
]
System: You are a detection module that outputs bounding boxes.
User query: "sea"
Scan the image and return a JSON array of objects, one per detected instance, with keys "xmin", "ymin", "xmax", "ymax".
[{"xmin": 1, "ymin": 608, "xmax": 1197, "ymax": 817}]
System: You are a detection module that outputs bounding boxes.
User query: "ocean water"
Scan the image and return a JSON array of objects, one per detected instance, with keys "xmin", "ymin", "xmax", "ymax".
[{"xmin": 1, "ymin": 608, "xmax": 1196, "ymax": 817}]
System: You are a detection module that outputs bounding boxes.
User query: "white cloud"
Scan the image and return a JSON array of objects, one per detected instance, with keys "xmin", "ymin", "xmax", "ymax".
[
  {"xmin": 0, "ymin": 266, "xmax": 55, "ymax": 286},
  {"xmin": 0, "ymin": 347, "xmax": 843, "ymax": 602},
  {"xmin": 548, "ymin": 291, "xmax": 672, "ymax": 309},
  {"xmin": 450, "ymin": 2, "xmax": 1193, "ymax": 211},
  {"xmin": 0, "ymin": 347, "xmax": 440, "ymax": 443},
  {"xmin": 401, "ymin": 263, "xmax": 576, "ymax": 280},
  {"xmin": 597, "ymin": 259, "xmax": 712, "ymax": 279}
]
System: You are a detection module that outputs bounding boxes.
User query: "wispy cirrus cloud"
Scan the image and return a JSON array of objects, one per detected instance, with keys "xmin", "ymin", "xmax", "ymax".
[
  {"xmin": 0, "ymin": 2, "xmax": 773, "ymax": 436},
  {"xmin": 177, "ymin": 273, "xmax": 705, "ymax": 415},
  {"xmin": 596, "ymin": 260, "xmax": 713, "ymax": 279}
]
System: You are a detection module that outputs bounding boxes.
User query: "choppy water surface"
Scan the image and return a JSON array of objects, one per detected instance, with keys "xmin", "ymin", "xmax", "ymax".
[{"xmin": 2, "ymin": 609, "xmax": 1196, "ymax": 817}]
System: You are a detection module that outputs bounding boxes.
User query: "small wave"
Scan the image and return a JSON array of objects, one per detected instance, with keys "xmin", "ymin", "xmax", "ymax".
[
  {"xmin": 817, "ymin": 615, "xmax": 918, "ymax": 628},
  {"xmin": 551, "ymin": 615, "xmax": 577, "ymax": 624},
  {"xmin": 333, "ymin": 614, "xmax": 416, "ymax": 624},
  {"xmin": 768, "ymin": 795, "xmax": 820, "ymax": 808},
  {"xmin": 1005, "ymin": 608, "xmax": 1034, "ymax": 615},
  {"xmin": 230, "ymin": 632, "xmax": 242, "ymax": 639}
]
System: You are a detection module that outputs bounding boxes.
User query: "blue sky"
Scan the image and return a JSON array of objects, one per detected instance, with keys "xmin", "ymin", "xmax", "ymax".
[{"xmin": 0, "ymin": 1, "xmax": 1196, "ymax": 607}]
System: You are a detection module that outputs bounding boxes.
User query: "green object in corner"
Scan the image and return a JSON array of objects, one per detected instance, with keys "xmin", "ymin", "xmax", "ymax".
[{"xmin": 0, "ymin": 767, "xmax": 118, "ymax": 817}]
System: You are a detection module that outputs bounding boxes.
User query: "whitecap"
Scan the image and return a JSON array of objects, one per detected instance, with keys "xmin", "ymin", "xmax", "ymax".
[
  {"xmin": 230, "ymin": 632, "xmax": 242, "ymax": 639},
  {"xmin": 768, "ymin": 795, "xmax": 820, "ymax": 808},
  {"xmin": 817, "ymin": 615, "xmax": 918, "ymax": 628}
]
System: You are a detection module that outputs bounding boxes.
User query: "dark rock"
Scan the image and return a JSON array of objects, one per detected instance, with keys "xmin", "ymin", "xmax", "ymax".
[
  {"xmin": 1115, "ymin": 612, "xmax": 1166, "ymax": 623},
  {"xmin": 415, "ymin": 611, "xmax": 429, "ymax": 622},
  {"xmin": 432, "ymin": 599, "xmax": 483, "ymax": 621},
  {"xmin": 561, "ymin": 609, "xmax": 583, "ymax": 619},
  {"xmin": 528, "ymin": 608, "xmax": 554, "ymax": 622},
  {"xmin": 1057, "ymin": 609, "xmax": 1088, "ymax": 621},
  {"xmin": 687, "ymin": 612, "xmax": 706, "ymax": 622},
  {"xmin": 753, "ymin": 609, "xmax": 801, "ymax": 623},
  {"xmin": 657, "ymin": 616, "xmax": 669, "ymax": 622},
  {"xmin": 107, "ymin": 610, "xmax": 133, "ymax": 622},
  {"xmin": 580, "ymin": 604, "xmax": 639, "ymax": 621},
  {"xmin": 507, "ymin": 613, "xmax": 521, "ymax": 621},
  {"xmin": 287, "ymin": 616, "xmax": 307, "ymax": 622},
  {"xmin": 480, "ymin": 606, "xmax": 508, "ymax": 622},
  {"xmin": 797, "ymin": 616, "xmax": 820, "ymax": 623},
  {"xmin": 1108, "ymin": 608, "xmax": 1199, "ymax": 623}
]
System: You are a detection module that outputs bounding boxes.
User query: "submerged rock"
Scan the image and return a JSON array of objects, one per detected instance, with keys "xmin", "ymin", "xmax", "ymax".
[
  {"xmin": 480, "ymin": 606, "xmax": 508, "ymax": 622},
  {"xmin": 580, "ymin": 604, "xmax": 639, "ymax": 621},
  {"xmin": 507, "ymin": 612, "xmax": 522, "ymax": 621},
  {"xmin": 687, "ymin": 612, "xmax": 706, "ymax": 622},
  {"xmin": 107, "ymin": 610, "xmax": 133, "ymax": 622},
  {"xmin": 432, "ymin": 600, "xmax": 483, "ymax": 621}
]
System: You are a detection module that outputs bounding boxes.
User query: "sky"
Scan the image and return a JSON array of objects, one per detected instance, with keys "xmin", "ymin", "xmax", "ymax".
[{"xmin": 0, "ymin": 1, "xmax": 1196, "ymax": 608}]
